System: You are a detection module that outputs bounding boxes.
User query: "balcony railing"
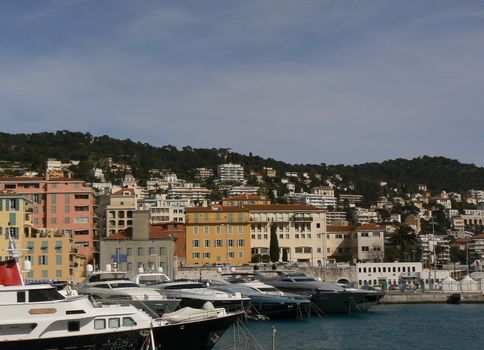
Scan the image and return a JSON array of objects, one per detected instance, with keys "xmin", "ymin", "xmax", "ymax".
[{"xmin": 291, "ymin": 215, "xmax": 313, "ymax": 222}]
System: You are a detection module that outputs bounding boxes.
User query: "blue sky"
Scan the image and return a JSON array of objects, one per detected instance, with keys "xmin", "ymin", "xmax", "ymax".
[{"xmin": 1, "ymin": 0, "xmax": 483, "ymax": 166}]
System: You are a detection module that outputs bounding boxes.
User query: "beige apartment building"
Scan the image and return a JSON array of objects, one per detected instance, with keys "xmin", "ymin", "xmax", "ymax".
[
  {"xmin": 326, "ymin": 224, "xmax": 385, "ymax": 263},
  {"xmin": 106, "ymin": 188, "xmax": 137, "ymax": 237},
  {"xmin": 247, "ymin": 204, "xmax": 327, "ymax": 266}
]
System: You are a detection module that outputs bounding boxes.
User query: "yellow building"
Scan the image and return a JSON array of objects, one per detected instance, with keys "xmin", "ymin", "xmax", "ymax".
[
  {"xmin": 185, "ymin": 206, "xmax": 251, "ymax": 266},
  {"xmin": 0, "ymin": 193, "xmax": 85, "ymax": 282},
  {"xmin": 0, "ymin": 194, "xmax": 33, "ymax": 261}
]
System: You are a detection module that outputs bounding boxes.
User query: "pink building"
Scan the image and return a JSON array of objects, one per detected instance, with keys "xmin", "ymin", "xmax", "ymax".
[{"xmin": 0, "ymin": 177, "xmax": 96, "ymax": 263}]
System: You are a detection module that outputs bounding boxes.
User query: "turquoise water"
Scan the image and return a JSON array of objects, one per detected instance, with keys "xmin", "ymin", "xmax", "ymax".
[{"xmin": 214, "ymin": 304, "xmax": 484, "ymax": 350}]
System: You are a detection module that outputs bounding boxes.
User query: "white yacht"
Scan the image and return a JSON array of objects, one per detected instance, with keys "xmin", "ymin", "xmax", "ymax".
[
  {"xmin": 146, "ymin": 279, "xmax": 251, "ymax": 312},
  {"xmin": 76, "ymin": 270, "xmax": 181, "ymax": 316},
  {"xmin": 0, "ymin": 259, "xmax": 243, "ymax": 350}
]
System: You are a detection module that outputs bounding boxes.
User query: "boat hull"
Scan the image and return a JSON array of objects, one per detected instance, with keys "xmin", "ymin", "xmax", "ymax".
[
  {"xmin": 310, "ymin": 290, "xmax": 385, "ymax": 314},
  {"xmin": 0, "ymin": 311, "xmax": 243, "ymax": 350}
]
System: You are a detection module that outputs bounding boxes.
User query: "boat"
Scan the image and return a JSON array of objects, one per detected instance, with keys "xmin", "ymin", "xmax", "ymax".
[
  {"xmin": 76, "ymin": 270, "xmax": 181, "ymax": 317},
  {"xmin": 0, "ymin": 259, "xmax": 243, "ymax": 350},
  {"xmin": 204, "ymin": 273, "xmax": 312, "ymax": 319},
  {"xmin": 145, "ymin": 279, "xmax": 251, "ymax": 312},
  {"xmin": 254, "ymin": 270, "xmax": 385, "ymax": 314}
]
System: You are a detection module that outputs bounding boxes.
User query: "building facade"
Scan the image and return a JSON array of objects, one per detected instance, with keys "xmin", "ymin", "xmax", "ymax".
[
  {"xmin": 0, "ymin": 177, "xmax": 96, "ymax": 263},
  {"xmin": 185, "ymin": 206, "xmax": 251, "ymax": 266},
  {"xmin": 247, "ymin": 204, "xmax": 327, "ymax": 266}
]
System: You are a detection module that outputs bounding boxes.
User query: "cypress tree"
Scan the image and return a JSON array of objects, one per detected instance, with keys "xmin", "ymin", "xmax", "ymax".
[{"xmin": 269, "ymin": 224, "xmax": 280, "ymax": 262}]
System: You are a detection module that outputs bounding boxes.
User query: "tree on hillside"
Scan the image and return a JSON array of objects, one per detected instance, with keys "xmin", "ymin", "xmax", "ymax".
[
  {"xmin": 269, "ymin": 224, "xmax": 280, "ymax": 262},
  {"xmin": 389, "ymin": 224, "xmax": 418, "ymax": 262}
]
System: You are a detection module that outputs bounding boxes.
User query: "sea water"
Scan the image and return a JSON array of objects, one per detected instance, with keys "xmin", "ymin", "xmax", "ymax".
[{"xmin": 214, "ymin": 304, "xmax": 484, "ymax": 350}]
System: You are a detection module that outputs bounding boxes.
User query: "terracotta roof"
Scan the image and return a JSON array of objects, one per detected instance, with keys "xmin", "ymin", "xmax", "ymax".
[
  {"xmin": 185, "ymin": 206, "xmax": 248, "ymax": 213},
  {"xmin": 111, "ymin": 188, "xmax": 135, "ymax": 196},
  {"xmin": 245, "ymin": 204, "xmax": 322, "ymax": 211},
  {"xmin": 106, "ymin": 232, "xmax": 131, "ymax": 240},
  {"xmin": 225, "ymin": 195, "xmax": 262, "ymax": 201},
  {"xmin": 149, "ymin": 223, "xmax": 185, "ymax": 239},
  {"xmin": 0, "ymin": 176, "xmax": 84, "ymax": 182},
  {"xmin": 357, "ymin": 223, "xmax": 384, "ymax": 230},
  {"xmin": 326, "ymin": 225, "xmax": 354, "ymax": 233},
  {"xmin": 473, "ymin": 234, "xmax": 484, "ymax": 239}
]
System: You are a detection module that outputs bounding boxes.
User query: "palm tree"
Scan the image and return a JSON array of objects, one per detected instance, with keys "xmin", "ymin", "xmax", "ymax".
[{"xmin": 389, "ymin": 224, "xmax": 418, "ymax": 262}]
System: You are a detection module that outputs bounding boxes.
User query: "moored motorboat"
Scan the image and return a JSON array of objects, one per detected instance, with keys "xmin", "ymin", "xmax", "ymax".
[
  {"xmin": 254, "ymin": 270, "xmax": 385, "ymax": 314},
  {"xmin": 206, "ymin": 274, "xmax": 311, "ymax": 319},
  {"xmin": 0, "ymin": 257, "xmax": 242, "ymax": 350},
  {"xmin": 76, "ymin": 270, "xmax": 181, "ymax": 316},
  {"xmin": 146, "ymin": 279, "xmax": 251, "ymax": 312}
]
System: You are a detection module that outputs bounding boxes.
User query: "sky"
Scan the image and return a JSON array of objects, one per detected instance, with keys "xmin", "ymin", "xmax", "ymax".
[{"xmin": 0, "ymin": 0, "xmax": 483, "ymax": 166}]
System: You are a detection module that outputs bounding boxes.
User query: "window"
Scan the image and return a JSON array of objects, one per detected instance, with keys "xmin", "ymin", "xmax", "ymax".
[
  {"xmin": 216, "ymin": 226, "xmax": 221, "ymax": 234},
  {"xmin": 149, "ymin": 247, "xmax": 155, "ymax": 255},
  {"xmin": 109, "ymin": 318, "xmax": 120, "ymax": 328},
  {"xmin": 193, "ymin": 252, "xmax": 200, "ymax": 259},
  {"xmin": 316, "ymin": 223, "xmax": 321, "ymax": 228},
  {"xmin": 204, "ymin": 240, "xmax": 210, "ymax": 248},
  {"xmin": 203, "ymin": 252, "xmax": 211, "ymax": 259},
  {"xmin": 74, "ymin": 217, "xmax": 89, "ymax": 224},
  {"xmin": 138, "ymin": 247, "xmax": 144, "ymax": 256},
  {"xmin": 204, "ymin": 226, "xmax": 209, "ymax": 234},
  {"xmin": 123, "ymin": 317, "xmax": 136, "ymax": 327},
  {"xmin": 17, "ymin": 291, "xmax": 26, "ymax": 302},
  {"xmin": 216, "ymin": 239, "xmax": 222, "ymax": 247},
  {"xmin": 227, "ymin": 225, "xmax": 232, "ymax": 233},
  {"xmin": 263, "ymin": 234, "xmax": 268, "ymax": 240},
  {"xmin": 228, "ymin": 252, "xmax": 235, "ymax": 258},
  {"xmin": 68, "ymin": 321, "xmax": 80, "ymax": 332},
  {"xmin": 193, "ymin": 226, "xmax": 199, "ymax": 234},
  {"xmin": 360, "ymin": 232, "xmax": 369, "ymax": 237},
  {"xmin": 127, "ymin": 248, "xmax": 132, "ymax": 256},
  {"xmin": 94, "ymin": 319, "xmax": 106, "ymax": 330},
  {"xmin": 238, "ymin": 251, "xmax": 244, "ymax": 258},
  {"xmin": 361, "ymin": 246, "xmax": 369, "ymax": 252},
  {"xmin": 238, "ymin": 225, "xmax": 243, "ymax": 234},
  {"xmin": 56, "ymin": 255, "xmax": 62, "ymax": 265},
  {"xmin": 51, "ymin": 217, "xmax": 57, "ymax": 225},
  {"xmin": 228, "ymin": 239, "xmax": 234, "ymax": 247},
  {"xmin": 64, "ymin": 217, "xmax": 70, "ymax": 224},
  {"xmin": 237, "ymin": 239, "xmax": 244, "ymax": 247},
  {"xmin": 279, "ymin": 234, "xmax": 283, "ymax": 239},
  {"xmin": 193, "ymin": 240, "xmax": 199, "ymax": 248}
]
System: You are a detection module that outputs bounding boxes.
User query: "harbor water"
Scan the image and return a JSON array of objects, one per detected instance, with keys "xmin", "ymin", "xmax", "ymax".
[{"xmin": 214, "ymin": 304, "xmax": 484, "ymax": 350}]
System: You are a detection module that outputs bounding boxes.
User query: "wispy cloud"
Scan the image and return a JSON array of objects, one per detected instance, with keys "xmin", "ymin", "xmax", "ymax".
[{"xmin": 0, "ymin": 1, "xmax": 483, "ymax": 166}]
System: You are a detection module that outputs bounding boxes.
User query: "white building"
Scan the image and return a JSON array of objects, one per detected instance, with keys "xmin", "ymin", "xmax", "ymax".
[
  {"xmin": 217, "ymin": 163, "xmax": 245, "ymax": 183},
  {"xmin": 142, "ymin": 194, "xmax": 195, "ymax": 223},
  {"xmin": 356, "ymin": 262, "xmax": 423, "ymax": 289},
  {"xmin": 167, "ymin": 186, "xmax": 210, "ymax": 202},
  {"xmin": 290, "ymin": 192, "xmax": 337, "ymax": 210},
  {"xmin": 353, "ymin": 207, "xmax": 380, "ymax": 225}
]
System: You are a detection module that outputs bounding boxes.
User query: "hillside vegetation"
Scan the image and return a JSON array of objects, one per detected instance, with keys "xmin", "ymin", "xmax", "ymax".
[{"xmin": 1, "ymin": 131, "xmax": 483, "ymax": 202}]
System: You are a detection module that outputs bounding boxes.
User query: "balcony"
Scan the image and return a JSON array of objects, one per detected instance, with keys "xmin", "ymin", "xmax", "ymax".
[{"xmin": 291, "ymin": 215, "xmax": 313, "ymax": 222}]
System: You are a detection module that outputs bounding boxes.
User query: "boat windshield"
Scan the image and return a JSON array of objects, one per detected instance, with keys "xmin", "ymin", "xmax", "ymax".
[
  {"xmin": 109, "ymin": 282, "xmax": 140, "ymax": 288},
  {"xmin": 164, "ymin": 283, "xmax": 204, "ymax": 290},
  {"xmin": 29, "ymin": 287, "xmax": 65, "ymax": 302},
  {"xmin": 256, "ymin": 286, "xmax": 280, "ymax": 292},
  {"xmin": 88, "ymin": 273, "xmax": 128, "ymax": 282}
]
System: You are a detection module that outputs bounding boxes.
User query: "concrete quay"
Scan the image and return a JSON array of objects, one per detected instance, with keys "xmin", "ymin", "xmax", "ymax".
[{"xmin": 381, "ymin": 292, "xmax": 484, "ymax": 304}]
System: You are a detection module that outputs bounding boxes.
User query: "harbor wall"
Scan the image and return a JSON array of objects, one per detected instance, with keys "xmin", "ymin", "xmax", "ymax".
[{"xmin": 381, "ymin": 292, "xmax": 484, "ymax": 304}]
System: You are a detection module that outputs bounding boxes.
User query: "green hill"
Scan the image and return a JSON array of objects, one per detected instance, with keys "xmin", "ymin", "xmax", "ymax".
[{"xmin": 0, "ymin": 131, "xmax": 483, "ymax": 203}]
